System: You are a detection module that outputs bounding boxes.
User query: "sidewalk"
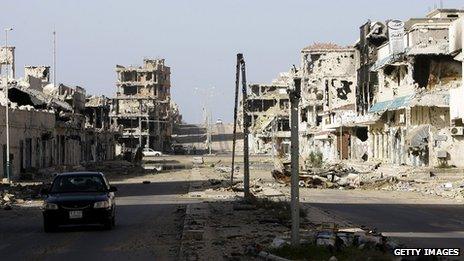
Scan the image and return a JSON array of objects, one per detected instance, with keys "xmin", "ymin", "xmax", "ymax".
[{"xmin": 178, "ymin": 165, "xmax": 358, "ymax": 260}]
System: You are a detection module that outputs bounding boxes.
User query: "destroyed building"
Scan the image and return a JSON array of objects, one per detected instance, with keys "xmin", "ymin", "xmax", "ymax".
[
  {"xmin": 355, "ymin": 21, "xmax": 388, "ymax": 115},
  {"xmin": 366, "ymin": 9, "xmax": 463, "ymax": 167},
  {"xmin": 298, "ymin": 44, "xmax": 359, "ymax": 162},
  {"xmin": 83, "ymin": 95, "xmax": 118, "ymax": 162},
  {"xmin": 23, "ymin": 65, "xmax": 50, "ymax": 90},
  {"xmin": 246, "ymin": 8, "xmax": 464, "ymax": 169},
  {"xmin": 246, "ymin": 72, "xmax": 292, "ymax": 154},
  {"xmin": 0, "ymin": 46, "xmax": 15, "ymax": 80},
  {"xmin": 110, "ymin": 59, "xmax": 174, "ymax": 153},
  {"xmin": 0, "ymin": 49, "xmax": 118, "ymax": 179}
]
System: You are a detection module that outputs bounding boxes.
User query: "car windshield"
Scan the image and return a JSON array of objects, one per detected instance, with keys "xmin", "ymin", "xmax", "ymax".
[{"xmin": 50, "ymin": 175, "xmax": 108, "ymax": 193}]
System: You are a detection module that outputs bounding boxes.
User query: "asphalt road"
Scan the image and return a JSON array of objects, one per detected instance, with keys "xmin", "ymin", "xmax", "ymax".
[
  {"xmin": 300, "ymin": 189, "xmax": 464, "ymax": 248},
  {"xmin": 0, "ymin": 178, "xmax": 193, "ymax": 261}
]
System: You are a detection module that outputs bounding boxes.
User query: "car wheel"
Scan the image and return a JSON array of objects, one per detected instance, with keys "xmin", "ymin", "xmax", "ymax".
[{"xmin": 43, "ymin": 218, "xmax": 57, "ymax": 233}]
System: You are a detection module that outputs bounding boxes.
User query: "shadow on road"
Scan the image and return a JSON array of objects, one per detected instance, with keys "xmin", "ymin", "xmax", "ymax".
[
  {"xmin": 306, "ymin": 202, "xmax": 464, "ymax": 248},
  {"xmin": 114, "ymin": 180, "xmax": 192, "ymax": 197}
]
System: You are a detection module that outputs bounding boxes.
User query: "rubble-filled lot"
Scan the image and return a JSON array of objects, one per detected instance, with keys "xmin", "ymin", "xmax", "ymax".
[{"xmin": 272, "ymin": 160, "xmax": 464, "ymax": 201}]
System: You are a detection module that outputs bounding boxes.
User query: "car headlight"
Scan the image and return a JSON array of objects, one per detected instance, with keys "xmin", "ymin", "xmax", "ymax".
[
  {"xmin": 44, "ymin": 203, "xmax": 59, "ymax": 210},
  {"xmin": 93, "ymin": 200, "xmax": 111, "ymax": 209}
]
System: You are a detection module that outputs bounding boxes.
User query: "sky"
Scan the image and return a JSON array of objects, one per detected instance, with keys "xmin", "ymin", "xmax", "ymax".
[{"xmin": 1, "ymin": 0, "xmax": 463, "ymax": 123}]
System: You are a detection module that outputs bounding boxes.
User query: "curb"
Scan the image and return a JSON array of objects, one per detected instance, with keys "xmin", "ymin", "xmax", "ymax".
[{"xmin": 178, "ymin": 167, "xmax": 208, "ymax": 261}]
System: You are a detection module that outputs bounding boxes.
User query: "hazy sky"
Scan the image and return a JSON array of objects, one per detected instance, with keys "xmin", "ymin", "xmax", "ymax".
[{"xmin": 1, "ymin": 0, "xmax": 463, "ymax": 123}]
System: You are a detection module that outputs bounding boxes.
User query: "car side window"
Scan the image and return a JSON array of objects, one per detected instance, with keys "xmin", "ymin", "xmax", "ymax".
[{"xmin": 102, "ymin": 175, "xmax": 110, "ymax": 190}]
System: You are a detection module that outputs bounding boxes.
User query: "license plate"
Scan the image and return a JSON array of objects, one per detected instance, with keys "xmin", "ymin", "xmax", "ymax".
[{"xmin": 69, "ymin": 210, "xmax": 83, "ymax": 219}]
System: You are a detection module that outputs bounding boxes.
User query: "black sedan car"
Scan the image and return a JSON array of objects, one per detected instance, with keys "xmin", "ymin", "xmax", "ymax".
[{"xmin": 42, "ymin": 172, "xmax": 117, "ymax": 232}]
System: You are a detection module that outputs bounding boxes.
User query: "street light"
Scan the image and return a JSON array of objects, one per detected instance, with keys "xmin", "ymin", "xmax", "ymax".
[
  {"xmin": 4, "ymin": 27, "xmax": 13, "ymax": 183},
  {"xmin": 194, "ymin": 86, "xmax": 215, "ymax": 154}
]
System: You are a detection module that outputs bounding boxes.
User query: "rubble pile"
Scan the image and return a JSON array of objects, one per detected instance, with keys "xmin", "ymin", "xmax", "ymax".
[
  {"xmin": 272, "ymin": 163, "xmax": 363, "ymax": 189},
  {"xmin": 205, "ymin": 177, "xmax": 264, "ymax": 194},
  {"xmin": 214, "ymin": 165, "xmax": 239, "ymax": 174},
  {"xmin": 369, "ymin": 177, "xmax": 464, "ymax": 200},
  {"xmin": 271, "ymin": 161, "xmax": 464, "ymax": 201},
  {"xmin": 266, "ymin": 225, "xmax": 397, "ymax": 260},
  {"xmin": 0, "ymin": 183, "xmax": 43, "ymax": 210}
]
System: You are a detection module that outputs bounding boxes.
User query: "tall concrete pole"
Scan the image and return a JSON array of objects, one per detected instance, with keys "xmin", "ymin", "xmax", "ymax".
[
  {"xmin": 289, "ymin": 77, "xmax": 301, "ymax": 246},
  {"xmin": 4, "ymin": 28, "xmax": 12, "ymax": 182},
  {"xmin": 239, "ymin": 53, "xmax": 250, "ymax": 199},
  {"xmin": 230, "ymin": 54, "xmax": 240, "ymax": 187}
]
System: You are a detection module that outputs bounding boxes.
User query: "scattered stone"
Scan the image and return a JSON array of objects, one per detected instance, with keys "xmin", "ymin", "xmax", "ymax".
[
  {"xmin": 192, "ymin": 157, "xmax": 204, "ymax": 165},
  {"xmin": 270, "ymin": 237, "xmax": 288, "ymax": 248}
]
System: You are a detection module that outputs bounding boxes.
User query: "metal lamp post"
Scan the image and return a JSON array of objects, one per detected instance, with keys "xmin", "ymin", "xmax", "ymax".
[
  {"xmin": 194, "ymin": 86, "xmax": 215, "ymax": 155},
  {"xmin": 4, "ymin": 27, "xmax": 13, "ymax": 182}
]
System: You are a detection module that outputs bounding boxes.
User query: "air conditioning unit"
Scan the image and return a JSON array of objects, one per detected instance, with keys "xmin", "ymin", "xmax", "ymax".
[
  {"xmin": 436, "ymin": 151, "xmax": 448, "ymax": 159},
  {"xmin": 450, "ymin": 126, "xmax": 464, "ymax": 136}
]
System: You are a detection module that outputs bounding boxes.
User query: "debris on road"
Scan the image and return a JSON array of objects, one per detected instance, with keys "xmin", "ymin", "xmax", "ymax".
[
  {"xmin": 1, "ymin": 183, "xmax": 44, "ymax": 209},
  {"xmin": 270, "ymin": 160, "xmax": 464, "ymax": 201},
  {"xmin": 264, "ymin": 225, "xmax": 394, "ymax": 260}
]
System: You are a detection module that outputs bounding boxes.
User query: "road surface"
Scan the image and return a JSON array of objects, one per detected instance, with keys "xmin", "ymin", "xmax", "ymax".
[
  {"xmin": 0, "ymin": 172, "xmax": 195, "ymax": 261},
  {"xmin": 299, "ymin": 188, "xmax": 464, "ymax": 248}
]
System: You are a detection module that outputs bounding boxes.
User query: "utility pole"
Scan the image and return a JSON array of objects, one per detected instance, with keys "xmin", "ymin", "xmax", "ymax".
[
  {"xmin": 194, "ymin": 87, "xmax": 214, "ymax": 155},
  {"xmin": 4, "ymin": 27, "xmax": 13, "ymax": 183},
  {"xmin": 231, "ymin": 53, "xmax": 250, "ymax": 198},
  {"xmin": 289, "ymin": 77, "xmax": 301, "ymax": 246},
  {"xmin": 240, "ymin": 54, "xmax": 250, "ymax": 199},
  {"xmin": 230, "ymin": 54, "xmax": 240, "ymax": 187}
]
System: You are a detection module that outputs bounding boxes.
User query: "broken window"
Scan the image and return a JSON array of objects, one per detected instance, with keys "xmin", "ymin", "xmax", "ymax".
[
  {"xmin": 331, "ymin": 79, "xmax": 353, "ymax": 100},
  {"xmin": 123, "ymin": 86, "xmax": 138, "ymax": 95},
  {"xmin": 413, "ymin": 55, "xmax": 462, "ymax": 89},
  {"xmin": 278, "ymin": 119, "xmax": 290, "ymax": 131},
  {"xmin": 355, "ymin": 127, "xmax": 368, "ymax": 142},
  {"xmin": 301, "ymin": 108, "xmax": 308, "ymax": 122},
  {"xmin": 383, "ymin": 65, "xmax": 408, "ymax": 88}
]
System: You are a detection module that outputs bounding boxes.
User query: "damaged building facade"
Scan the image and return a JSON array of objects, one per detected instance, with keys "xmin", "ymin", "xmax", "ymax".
[
  {"xmin": 0, "ymin": 47, "xmax": 118, "ymax": 179},
  {"xmin": 247, "ymin": 8, "xmax": 464, "ymax": 168},
  {"xmin": 111, "ymin": 59, "xmax": 179, "ymax": 153},
  {"xmin": 246, "ymin": 72, "xmax": 292, "ymax": 154},
  {"xmin": 366, "ymin": 9, "xmax": 463, "ymax": 167},
  {"xmin": 298, "ymin": 44, "xmax": 359, "ymax": 162}
]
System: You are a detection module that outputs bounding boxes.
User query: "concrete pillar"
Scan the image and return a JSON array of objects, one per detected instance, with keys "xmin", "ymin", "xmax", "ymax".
[{"xmin": 368, "ymin": 130, "xmax": 374, "ymax": 160}]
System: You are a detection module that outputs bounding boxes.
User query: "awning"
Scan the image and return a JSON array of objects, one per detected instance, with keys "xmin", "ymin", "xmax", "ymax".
[
  {"xmin": 405, "ymin": 125, "xmax": 430, "ymax": 148},
  {"xmin": 368, "ymin": 95, "xmax": 414, "ymax": 113},
  {"xmin": 370, "ymin": 53, "xmax": 405, "ymax": 71}
]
